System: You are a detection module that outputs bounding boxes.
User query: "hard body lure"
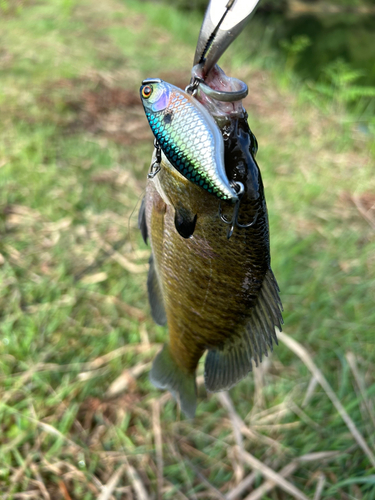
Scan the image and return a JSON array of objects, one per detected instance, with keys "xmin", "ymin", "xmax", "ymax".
[{"xmin": 140, "ymin": 79, "xmax": 238, "ymax": 203}]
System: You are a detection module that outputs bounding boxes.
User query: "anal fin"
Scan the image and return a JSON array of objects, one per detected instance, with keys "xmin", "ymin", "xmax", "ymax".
[
  {"xmin": 204, "ymin": 269, "xmax": 283, "ymax": 392},
  {"xmin": 205, "ymin": 342, "xmax": 253, "ymax": 393},
  {"xmin": 147, "ymin": 254, "xmax": 167, "ymax": 326}
]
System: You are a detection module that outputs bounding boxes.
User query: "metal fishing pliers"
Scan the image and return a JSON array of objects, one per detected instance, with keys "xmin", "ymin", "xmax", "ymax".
[{"xmin": 188, "ymin": 0, "xmax": 262, "ymax": 102}]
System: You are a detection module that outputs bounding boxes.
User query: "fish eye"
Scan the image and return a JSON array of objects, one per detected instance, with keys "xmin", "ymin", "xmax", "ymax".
[{"xmin": 142, "ymin": 85, "xmax": 153, "ymax": 99}]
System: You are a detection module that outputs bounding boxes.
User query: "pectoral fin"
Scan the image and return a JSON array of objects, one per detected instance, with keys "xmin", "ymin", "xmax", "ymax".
[
  {"xmin": 174, "ymin": 205, "xmax": 197, "ymax": 239},
  {"xmin": 147, "ymin": 254, "xmax": 167, "ymax": 326},
  {"xmin": 204, "ymin": 269, "xmax": 283, "ymax": 392},
  {"xmin": 138, "ymin": 196, "xmax": 148, "ymax": 244}
]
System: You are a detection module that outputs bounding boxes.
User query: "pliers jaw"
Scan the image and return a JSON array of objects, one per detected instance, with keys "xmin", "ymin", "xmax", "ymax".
[{"xmin": 193, "ymin": 0, "xmax": 261, "ymax": 78}]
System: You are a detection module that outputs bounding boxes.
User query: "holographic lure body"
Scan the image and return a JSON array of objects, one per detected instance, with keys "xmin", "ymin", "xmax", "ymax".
[{"xmin": 140, "ymin": 79, "xmax": 238, "ymax": 202}]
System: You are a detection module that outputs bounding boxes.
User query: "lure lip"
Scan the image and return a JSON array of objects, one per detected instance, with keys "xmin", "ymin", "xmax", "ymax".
[{"xmin": 193, "ymin": 0, "xmax": 261, "ymax": 78}]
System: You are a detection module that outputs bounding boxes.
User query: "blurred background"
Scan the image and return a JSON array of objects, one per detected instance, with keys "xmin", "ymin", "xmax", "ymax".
[{"xmin": 0, "ymin": 0, "xmax": 374, "ymax": 498}]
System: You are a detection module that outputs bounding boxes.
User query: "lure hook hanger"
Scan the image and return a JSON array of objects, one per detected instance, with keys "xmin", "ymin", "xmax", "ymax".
[
  {"xmin": 185, "ymin": 76, "xmax": 203, "ymax": 97},
  {"xmin": 219, "ymin": 181, "xmax": 258, "ymax": 239},
  {"xmin": 148, "ymin": 139, "xmax": 162, "ymax": 179}
]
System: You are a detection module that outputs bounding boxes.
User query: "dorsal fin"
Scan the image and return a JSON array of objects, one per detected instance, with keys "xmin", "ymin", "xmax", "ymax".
[{"xmin": 204, "ymin": 269, "xmax": 283, "ymax": 392}]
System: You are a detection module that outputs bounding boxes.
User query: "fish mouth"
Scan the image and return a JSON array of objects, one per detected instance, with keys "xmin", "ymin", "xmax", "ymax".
[
  {"xmin": 191, "ymin": 64, "xmax": 248, "ymax": 103},
  {"xmin": 198, "ymin": 77, "xmax": 248, "ymax": 103},
  {"xmin": 191, "ymin": 64, "xmax": 246, "ymax": 119}
]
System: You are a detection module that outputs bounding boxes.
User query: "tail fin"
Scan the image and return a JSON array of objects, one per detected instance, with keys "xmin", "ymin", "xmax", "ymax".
[{"xmin": 150, "ymin": 344, "xmax": 197, "ymax": 418}]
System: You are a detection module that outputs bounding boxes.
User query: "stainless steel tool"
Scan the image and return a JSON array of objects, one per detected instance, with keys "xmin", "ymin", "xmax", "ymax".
[{"xmin": 193, "ymin": 0, "xmax": 262, "ymax": 78}]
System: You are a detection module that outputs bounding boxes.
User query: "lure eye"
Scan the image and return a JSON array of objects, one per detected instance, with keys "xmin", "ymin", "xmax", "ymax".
[{"xmin": 142, "ymin": 85, "xmax": 153, "ymax": 99}]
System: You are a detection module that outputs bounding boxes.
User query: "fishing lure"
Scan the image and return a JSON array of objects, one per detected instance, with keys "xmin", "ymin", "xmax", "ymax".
[{"xmin": 140, "ymin": 79, "xmax": 238, "ymax": 202}]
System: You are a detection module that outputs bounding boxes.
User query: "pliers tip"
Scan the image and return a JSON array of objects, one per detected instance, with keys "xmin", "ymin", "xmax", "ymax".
[{"xmin": 193, "ymin": 0, "xmax": 261, "ymax": 77}]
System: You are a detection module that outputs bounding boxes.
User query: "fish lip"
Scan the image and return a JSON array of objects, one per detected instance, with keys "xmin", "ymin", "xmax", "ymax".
[
  {"xmin": 142, "ymin": 78, "xmax": 163, "ymax": 85},
  {"xmin": 197, "ymin": 77, "xmax": 248, "ymax": 102}
]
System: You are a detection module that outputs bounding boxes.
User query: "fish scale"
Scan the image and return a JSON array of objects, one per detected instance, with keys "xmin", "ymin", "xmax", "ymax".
[{"xmin": 140, "ymin": 80, "xmax": 238, "ymax": 202}]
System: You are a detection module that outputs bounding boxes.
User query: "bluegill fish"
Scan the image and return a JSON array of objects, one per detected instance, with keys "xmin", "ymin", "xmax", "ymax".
[
  {"xmin": 139, "ymin": 70, "xmax": 283, "ymax": 418},
  {"xmin": 140, "ymin": 79, "xmax": 237, "ymax": 202}
]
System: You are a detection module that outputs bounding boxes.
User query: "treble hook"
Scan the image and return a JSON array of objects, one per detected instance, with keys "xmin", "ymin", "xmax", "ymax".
[
  {"xmin": 219, "ymin": 181, "xmax": 258, "ymax": 239},
  {"xmin": 148, "ymin": 139, "xmax": 162, "ymax": 179}
]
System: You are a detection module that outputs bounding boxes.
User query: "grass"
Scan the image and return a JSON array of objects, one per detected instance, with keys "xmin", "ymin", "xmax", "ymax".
[{"xmin": 0, "ymin": 0, "xmax": 375, "ymax": 498}]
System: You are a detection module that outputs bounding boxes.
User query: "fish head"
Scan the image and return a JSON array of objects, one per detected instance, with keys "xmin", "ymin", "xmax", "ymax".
[{"xmin": 140, "ymin": 78, "xmax": 171, "ymax": 114}]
